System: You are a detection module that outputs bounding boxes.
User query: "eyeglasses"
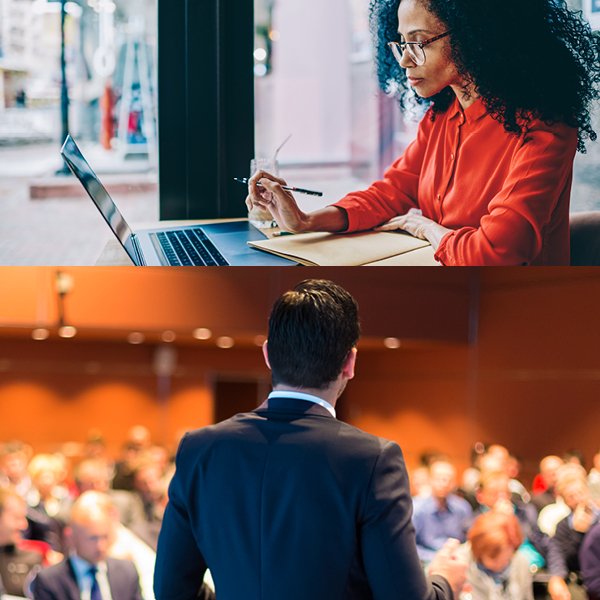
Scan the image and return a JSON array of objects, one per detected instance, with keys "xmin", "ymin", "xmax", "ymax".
[{"xmin": 387, "ymin": 31, "xmax": 451, "ymax": 67}]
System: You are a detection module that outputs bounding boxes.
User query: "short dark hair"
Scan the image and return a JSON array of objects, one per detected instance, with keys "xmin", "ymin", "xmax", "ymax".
[{"xmin": 267, "ymin": 279, "xmax": 360, "ymax": 389}]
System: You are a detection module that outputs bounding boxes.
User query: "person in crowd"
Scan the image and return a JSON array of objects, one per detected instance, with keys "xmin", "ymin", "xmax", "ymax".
[
  {"xmin": 26, "ymin": 454, "xmax": 70, "ymax": 552},
  {"xmin": 474, "ymin": 471, "xmax": 547, "ymax": 568},
  {"xmin": 73, "ymin": 458, "xmax": 145, "ymax": 529},
  {"xmin": 0, "ymin": 441, "xmax": 33, "ymax": 498},
  {"xmin": 538, "ymin": 464, "xmax": 589, "ymax": 537},
  {"xmin": 128, "ymin": 460, "xmax": 168, "ymax": 551},
  {"xmin": 546, "ymin": 474, "xmax": 598, "ymax": 600},
  {"xmin": 246, "ymin": 0, "xmax": 600, "ymax": 265},
  {"xmin": 112, "ymin": 426, "xmax": 152, "ymax": 492},
  {"xmin": 460, "ymin": 511, "xmax": 533, "ymax": 600},
  {"xmin": 155, "ymin": 279, "xmax": 467, "ymax": 599},
  {"xmin": 588, "ymin": 450, "xmax": 600, "ymax": 502},
  {"xmin": 564, "ymin": 451, "xmax": 586, "ymax": 469},
  {"xmin": 580, "ymin": 521, "xmax": 600, "ymax": 600},
  {"xmin": 413, "ymin": 458, "xmax": 472, "ymax": 562},
  {"xmin": 32, "ymin": 491, "xmax": 143, "ymax": 600},
  {"xmin": 532, "ymin": 455, "xmax": 564, "ymax": 512},
  {"xmin": 0, "ymin": 487, "xmax": 44, "ymax": 597}
]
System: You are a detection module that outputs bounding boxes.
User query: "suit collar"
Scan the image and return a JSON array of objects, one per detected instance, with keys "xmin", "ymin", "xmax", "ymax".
[{"xmin": 256, "ymin": 396, "xmax": 335, "ymax": 419}]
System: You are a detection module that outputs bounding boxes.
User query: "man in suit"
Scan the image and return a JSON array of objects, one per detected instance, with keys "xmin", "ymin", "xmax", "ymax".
[
  {"xmin": 154, "ymin": 279, "xmax": 466, "ymax": 600},
  {"xmin": 0, "ymin": 487, "xmax": 44, "ymax": 597},
  {"xmin": 32, "ymin": 491, "xmax": 142, "ymax": 600}
]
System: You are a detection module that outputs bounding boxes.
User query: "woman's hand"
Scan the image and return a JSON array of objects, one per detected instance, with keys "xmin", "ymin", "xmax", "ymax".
[
  {"xmin": 245, "ymin": 170, "xmax": 310, "ymax": 233},
  {"xmin": 374, "ymin": 208, "xmax": 452, "ymax": 251}
]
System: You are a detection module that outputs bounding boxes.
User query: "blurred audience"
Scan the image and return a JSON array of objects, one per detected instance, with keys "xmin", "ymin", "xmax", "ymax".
[
  {"xmin": 32, "ymin": 491, "xmax": 142, "ymax": 599},
  {"xmin": 460, "ymin": 511, "xmax": 532, "ymax": 600},
  {"xmin": 412, "ymin": 459, "xmax": 472, "ymax": 563},
  {"xmin": 580, "ymin": 521, "xmax": 600, "ymax": 600},
  {"xmin": 2, "ymin": 431, "xmax": 599, "ymax": 600},
  {"xmin": 532, "ymin": 456, "xmax": 564, "ymax": 512},
  {"xmin": 112, "ymin": 426, "xmax": 152, "ymax": 492},
  {"xmin": 0, "ymin": 487, "xmax": 44, "ymax": 597},
  {"xmin": 473, "ymin": 470, "xmax": 548, "ymax": 569},
  {"xmin": 546, "ymin": 473, "xmax": 598, "ymax": 600}
]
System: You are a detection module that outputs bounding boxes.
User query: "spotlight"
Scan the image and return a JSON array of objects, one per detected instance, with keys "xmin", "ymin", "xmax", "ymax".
[
  {"xmin": 31, "ymin": 328, "xmax": 50, "ymax": 341},
  {"xmin": 161, "ymin": 331, "xmax": 176, "ymax": 343},
  {"xmin": 216, "ymin": 336, "xmax": 235, "ymax": 349},
  {"xmin": 192, "ymin": 328, "xmax": 212, "ymax": 340},
  {"xmin": 58, "ymin": 325, "xmax": 77, "ymax": 338},
  {"xmin": 127, "ymin": 332, "xmax": 145, "ymax": 345},
  {"xmin": 383, "ymin": 337, "xmax": 401, "ymax": 349}
]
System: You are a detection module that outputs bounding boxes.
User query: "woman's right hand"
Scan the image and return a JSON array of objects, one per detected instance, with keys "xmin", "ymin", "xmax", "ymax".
[{"xmin": 245, "ymin": 170, "xmax": 310, "ymax": 233}]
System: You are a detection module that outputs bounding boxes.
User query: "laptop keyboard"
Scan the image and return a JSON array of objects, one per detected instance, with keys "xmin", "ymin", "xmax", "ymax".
[{"xmin": 156, "ymin": 229, "xmax": 229, "ymax": 266}]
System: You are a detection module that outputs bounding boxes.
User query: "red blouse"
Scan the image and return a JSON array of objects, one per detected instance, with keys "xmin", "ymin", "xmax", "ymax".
[{"xmin": 333, "ymin": 98, "xmax": 578, "ymax": 265}]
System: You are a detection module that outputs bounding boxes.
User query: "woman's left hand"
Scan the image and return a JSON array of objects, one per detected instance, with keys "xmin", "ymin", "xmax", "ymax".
[{"xmin": 374, "ymin": 208, "xmax": 452, "ymax": 251}]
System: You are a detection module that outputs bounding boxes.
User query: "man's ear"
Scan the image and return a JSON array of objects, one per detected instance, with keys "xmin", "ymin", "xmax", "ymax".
[
  {"xmin": 262, "ymin": 340, "xmax": 271, "ymax": 370},
  {"xmin": 341, "ymin": 347, "xmax": 357, "ymax": 380}
]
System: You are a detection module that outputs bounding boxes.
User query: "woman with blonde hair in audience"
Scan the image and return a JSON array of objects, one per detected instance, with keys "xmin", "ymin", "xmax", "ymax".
[{"xmin": 460, "ymin": 511, "xmax": 533, "ymax": 600}]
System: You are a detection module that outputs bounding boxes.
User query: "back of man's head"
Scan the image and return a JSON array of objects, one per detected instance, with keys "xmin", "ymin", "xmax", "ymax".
[{"xmin": 267, "ymin": 279, "xmax": 360, "ymax": 390}]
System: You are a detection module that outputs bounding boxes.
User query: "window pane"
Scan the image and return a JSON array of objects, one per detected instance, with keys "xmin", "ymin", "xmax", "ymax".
[{"xmin": 0, "ymin": 0, "xmax": 158, "ymax": 264}]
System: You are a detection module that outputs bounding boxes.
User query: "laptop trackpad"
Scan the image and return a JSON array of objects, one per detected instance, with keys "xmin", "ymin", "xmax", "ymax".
[{"xmin": 201, "ymin": 221, "xmax": 296, "ymax": 265}]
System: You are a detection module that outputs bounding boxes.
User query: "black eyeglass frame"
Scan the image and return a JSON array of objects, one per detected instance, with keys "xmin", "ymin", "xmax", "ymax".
[{"xmin": 387, "ymin": 30, "xmax": 451, "ymax": 66}]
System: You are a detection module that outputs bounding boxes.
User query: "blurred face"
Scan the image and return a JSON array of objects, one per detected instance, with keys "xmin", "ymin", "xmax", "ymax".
[
  {"xmin": 135, "ymin": 466, "xmax": 162, "ymax": 500},
  {"xmin": 33, "ymin": 469, "xmax": 60, "ymax": 498},
  {"xmin": 430, "ymin": 462, "xmax": 456, "ymax": 500},
  {"xmin": 540, "ymin": 456, "xmax": 563, "ymax": 488},
  {"xmin": 480, "ymin": 544, "xmax": 514, "ymax": 574},
  {"xmin": 478, "ymin": 477, "xmax": 510, "ymax": 508},
  {"xmin": 396, "ymin": 0, "xmax": 463, "ymax": 99},
  {"xmin": 71, "ymin": 516, "xmax": 115, "ymax": 565},
  {"xmin": 562, "ymin": 480, "xmax": 590, "ymax": 511},
  {"xmin": 1, "ymin": 453, "xmax": 28, "ymax": 483},
  {"xmin": 0, "ymin": 495, "xmax": 28, "ymax": 546}
]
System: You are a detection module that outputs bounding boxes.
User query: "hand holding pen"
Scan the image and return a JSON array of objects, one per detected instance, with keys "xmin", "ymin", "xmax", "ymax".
[{"xmin": 244, "ymin": 169, "xmax": 315, "ymax": 234}]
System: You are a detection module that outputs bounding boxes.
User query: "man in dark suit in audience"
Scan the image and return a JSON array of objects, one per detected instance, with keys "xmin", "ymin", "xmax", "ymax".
[
  {"xmin": 32, "ymin": 491, "xmax": 142, "ymax": 600},
  {"xmin": 155, "ymin": 279, "xmax": 466, "ymax": 600}
]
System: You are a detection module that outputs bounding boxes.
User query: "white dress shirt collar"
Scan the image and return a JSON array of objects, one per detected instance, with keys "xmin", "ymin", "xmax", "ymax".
[
  {"xmin": 70, "ymin": 554, "xmax": 113, "ymax": 600},
  {"xmin": 268, "ymin": 390, "xmax": 336, "ymax": 418}
]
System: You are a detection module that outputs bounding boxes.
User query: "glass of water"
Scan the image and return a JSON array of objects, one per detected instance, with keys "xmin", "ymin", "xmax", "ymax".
[{"xmin": 248, "ymin": 157, "xmax": 279, "ymax": 228}]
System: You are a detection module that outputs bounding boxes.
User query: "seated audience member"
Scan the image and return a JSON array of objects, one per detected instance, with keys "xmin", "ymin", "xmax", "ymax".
[
  {"xmin": 589, "ymin": 451, "xmax": 600, "ymax": 503},
  {"xmin": 411, "ymin": 466, "xmax": 432, "ymax": 499},
  {"xmin": 32, "ymin": 491, "xmax": 142, "ymax": 600},
  {"xmin": 532, "ymin": 456, "xmax": 564, "ymax": 512},
  {"xmin": 112, "ymin": 426, "xmax": 152, "ymax": 492},
  {"xmin": 0, "ymin": 487, "xmax": 44, "ymax": 597},
  {"xmin": 564, "ymin": 451, "xmax": 586, "ymax": 469},
  {"xmin": 507, "ymin": 455, "xmax": 530, "ymax": 504},
  {"xmin": 26, "ymin": 454, "xmax": 70, "ymax": 552},
  {"xmin": 461, "ymin": 511, "xmax": 533, "ymax": 600},
  {"xmin": 128, "ymin": 460, "xmax": 168, "ymax": 551},
  {"xmin": 546, "ymin": 474, "xmax": 598, "ymax": 600},
  {"xmin": 580, "ymin": 521, "xmax": 600, "ymax": 600},
  {"xmin": 413, "ymin": 459, "xmax": 472, "ymax": 562},
  {"xmin": 74, "ymin": 459, "xmax": 145, "ymax": 529},
  {"xmin": 538, "ymin": 464, "xmax": 588, "ymax": 537},
  {"xmin": 0, "ymin": 442, "xmax": 33, "ymax": 498},
  {"xmin": 474, "ymin": 471, "xmax": 547, "ymax": 568}
]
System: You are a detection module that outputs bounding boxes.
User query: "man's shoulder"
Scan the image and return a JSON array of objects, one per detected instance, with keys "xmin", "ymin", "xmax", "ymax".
[
  {"xmin": 34, "ymin": 558, "xmax": 72, "ymax": 583},
  {"xmin": 180, "ymin": 411, "xmax": 400, "ymax": 461}
]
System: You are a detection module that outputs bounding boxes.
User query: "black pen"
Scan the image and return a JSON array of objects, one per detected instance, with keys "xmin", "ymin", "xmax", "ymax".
[{"xmin": 233, "ymin": 177, "xmax": 323, "ymax": 197}]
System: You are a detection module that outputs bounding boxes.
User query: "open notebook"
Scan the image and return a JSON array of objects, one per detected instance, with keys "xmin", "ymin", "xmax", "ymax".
[{"xmin": 247, "ymin": 230, "xmax": 438, "ymax": 266}]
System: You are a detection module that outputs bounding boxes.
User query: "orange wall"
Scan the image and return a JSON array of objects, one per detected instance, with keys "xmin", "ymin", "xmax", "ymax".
[{"xmin": 1, "ymin": 269, "xmax": 599, "ymax": 488}]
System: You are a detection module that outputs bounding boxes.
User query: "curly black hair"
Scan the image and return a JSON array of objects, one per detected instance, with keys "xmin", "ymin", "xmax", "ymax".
[{"xmin": 370, "ymin": 0, "xmax": 600, "ymax": 152}]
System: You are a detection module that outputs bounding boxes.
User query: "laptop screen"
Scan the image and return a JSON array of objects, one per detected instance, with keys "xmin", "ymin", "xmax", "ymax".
[{"xmin": 60, "ymin": 135, "xmax": 139, "ymax": 264}]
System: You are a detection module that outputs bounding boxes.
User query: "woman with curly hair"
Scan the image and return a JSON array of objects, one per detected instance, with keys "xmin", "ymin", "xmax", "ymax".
[{"xmin": 246, "ymin": 0, "xmax": 600, "ymax": 265}]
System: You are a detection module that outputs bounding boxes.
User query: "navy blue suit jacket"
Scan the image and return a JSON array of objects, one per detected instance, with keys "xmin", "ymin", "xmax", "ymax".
[
  {"xmin": 154, "ymin": 397, "xmax": 454, "ymax": 600},
  {"xmin": 32, "ymin": 556, "xmax": 142, "ymax": 600}
]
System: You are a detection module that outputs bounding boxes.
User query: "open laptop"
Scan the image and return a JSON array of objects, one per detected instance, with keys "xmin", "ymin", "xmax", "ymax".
[{"xmin": 60, "ymin": 135, "xmax": 295, "ymax": 266}]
